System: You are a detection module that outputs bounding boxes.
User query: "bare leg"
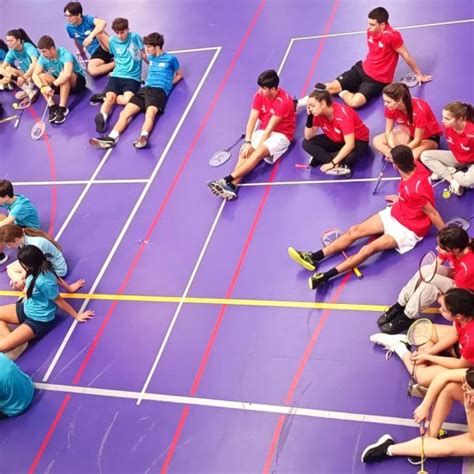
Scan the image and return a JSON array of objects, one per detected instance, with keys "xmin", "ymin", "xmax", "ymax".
[
  {"xmin": 0, "ymin": 324, "xmax": 34, "ymax": 353},
  {"xmin": 88, "ymin": 59, "xmax": 115, "ymax": 77},
  {"xmin": 231, "ymin": 145, "xmax": 271, "ymax": 185},
  {"xmin": 100, "ymin": 91, "xmax": 117, "ymax": 116},
  {"xmin": 111, "ymin": 103, "xmax": 141, "ymax": 134},
  {"xmin": 325, "ymin": 79, "xmax": 342, "ymax": 95},
  {"xmin": 412, "ymin": 139, "xmax": 439, "ymax": 160},
  {"xmin": 141, "ymin": 106, "xmax": 159, "ymax": 135},
  {"xmin": 338, "ymin": 91, "xmax": 367, "ymax": 108},
  {"xmin": 116, "ymin": 91, "xmax": 135, "ymax": 106},
  {"xmin": 428, "ymin": 382, "xmax": 463, "ymax": 437},
  {"xmin": 58, "ymin": 76, "xmax": 73, "ymax": 108},
  {"xmin": 373, "ymin": 128, "xmax": 411, "ymax": 158},
  {"xmin": 390, "ymin": 433, "xmax": 474, "ymax": 457}
]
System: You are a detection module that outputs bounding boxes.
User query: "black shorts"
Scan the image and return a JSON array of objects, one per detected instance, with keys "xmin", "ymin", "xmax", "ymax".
[
  {"xmin": 51, "ymin": 73, "xmax": 86, "ymax": 95},
  {"xmin": 129, "ymin": 86, "xmax": 168, "ymax": 113},
  {"xmin": 336, "ymin": 60, "xmax": 388, "ymax": 103},
  {"xmin": 16, "ymin": 301, "xmax": 55, "ymax": 338},
  {"xmin": 90, "ymin": 45, "xmax": 114, "ymax": 63},
  {"xmin": 426, "ymin": 134, "xmax": 441, "ymax": 145},
  {"xmin": 105, "ymin": 76, "xmax": 141, "ymax": 96}
]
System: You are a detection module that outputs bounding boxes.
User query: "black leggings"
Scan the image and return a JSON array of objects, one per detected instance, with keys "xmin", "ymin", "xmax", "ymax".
[{"xmin": 302, "ymin": 134, "xmax": 369, "ymax": 167}]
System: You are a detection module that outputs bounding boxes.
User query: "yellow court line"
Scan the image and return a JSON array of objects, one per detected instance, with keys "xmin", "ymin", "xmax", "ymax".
[{"xmin": 0, "ymin": 290, "xmax": 439, "ymax": 314}]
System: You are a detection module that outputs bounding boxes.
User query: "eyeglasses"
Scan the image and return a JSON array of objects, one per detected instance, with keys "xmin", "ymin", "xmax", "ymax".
[{"xmin": 64, "ymin": 13, "xmax": 76, "ymax": 18}]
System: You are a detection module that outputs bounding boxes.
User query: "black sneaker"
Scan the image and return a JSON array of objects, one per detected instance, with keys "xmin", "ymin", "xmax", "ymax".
[
  {"xmin": 53, "ymin": 107, "xmax": 69, "ymax": 124},
  {"xmin": 377, "ymin": 302, "xmax": 404, "ymax": 328},
  {"xmin": 89, "ymin": 136, "xmax": 116, "ymax": 149},
  {"xmin": 361, "ymin": 434, "xmax": 395, "ymax": 463},
  {"xmin": 380, "ymin": 312, "xmax": 413, "ymax": 334},
  {"xmin": 90, "ymin": 93, "xmax": 105, "ymax": 105},
  {"xmin": 94, "ymin": 112, "xmax": 107, "ymax": 133},
  {"xmin": 308, "ymin": 272, "xmax": 328, "ymax": 290},
  {"xmin": 0, "ymin": 252, "xmax": 8, "ymax": 265},
  {"xmin": 287, "ymin": 247, "xmax": 317, "ymax": 271},
  {"xmin": 48, "ymin": 105, "xmax": 60, "ymax": 123},
  {"xmin": 0, "ymin": 103, "xmax": 4, "ymax": 119}
]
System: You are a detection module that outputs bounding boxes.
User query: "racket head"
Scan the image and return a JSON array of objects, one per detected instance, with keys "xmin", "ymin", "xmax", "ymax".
[
  {"xmin": 209, "ymin": 150, "xmax": 231, "ymax": 167},
  {"xmin": 16, "ymin": 97, "xmax": 32, "ymax": 110},
  {"xmin": 31, "ymin": 121, "xmax": 46, "ymax": 140},
  {"xmin": 321, "ymin": 227, "xmax": 342, "ymax": 246},
  {"xmin": 407, "ymin": 318, "xmax": 433, "ymax": 346},
  {"xmin": 418, "ymin": 250, "xmax": 438, "ymax": 282},
  {"xmin": 325, "ymin": 166, "xmax": 351, "ymax": 177},
  {"xmin": 399, "ymin": 73, "xmax": 418, "ymax": 88},
  {"xmin": 446, "ymin": 216, "xmax": 471, "ymax": 231}
]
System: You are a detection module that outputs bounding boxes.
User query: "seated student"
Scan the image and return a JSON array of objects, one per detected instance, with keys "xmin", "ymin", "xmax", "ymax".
[
  {"xmin": 32, "ymin": 35, "xmax": 86, "ymax": 124},
  {"xmin": 207, "ymin": 69, "xmax": 296, "ymax": 201},
  {"xmin": 421, "ymin": 101, "xmax": 474, "ymax": 197},
  {"xmin": 298, "ymin": 7, "xmax": 431, "ymax": 109},
  {"xmin": 379, "ymin": 226, "xmax": 474, "ymax": 334},
  {"xmin": 89, "ymin": 32, "xmax": 182, "ymax": 150},
  {"xmin": 302, "ymin": 84, "xmax": 369, "ymax": 175},
  {"xmin": 362, "ymin": 366, "xmax": 474, "ymax": 463},
  {"xmin": 0, "ymin": 224, "xmax": 85, "ymax": 293},
  {"xmin": 373, "ymin": 82, "xmax": 442, "ymax": 160},
  {"xmin": 288, "ymin": 145, "xmax": 444, "ymax": 289},
  {"xmin": 371, "ymin": 288, "xmax": 474, "ymax": 389},
  {"xmin": 0, "ymin": 353, "xmax": 34, "ymax": 418},
  {"xmin": 1, "ymin": 29, "xmax": 39, "ymax": 102},
  {"xmin": 64, "ymin": 1, "xmax": 114, "ymax": 78},
  {"xmin": 0, "ymin": 246, "xmax": 94, "ymax": 357},
  {"xmin": 93, "ymin": 17, "xmax": 147, "ymax": 133},
  {"xmin": 0, "ymin": 40, "xmax": 11, "ymax": 90},
  {"xmin": 0, "ymin": 179, "xmax": 40, "ymax": 265}
]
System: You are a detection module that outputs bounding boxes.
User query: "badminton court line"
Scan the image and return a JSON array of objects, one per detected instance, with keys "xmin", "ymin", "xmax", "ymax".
[
  {"xmin": 14, "ymin": 179, "xmax": 148, "ymax": 186},
  {"xmin": 34, "ymin": 381, "xmax": 468, "ymax": 433},
  {"xmin": 240, "ymin": 177, "xmax": 400, "ymax": 187},
  {"xmin": 42, "ymin": 46, "xmax": 222, "ymax": 382}
]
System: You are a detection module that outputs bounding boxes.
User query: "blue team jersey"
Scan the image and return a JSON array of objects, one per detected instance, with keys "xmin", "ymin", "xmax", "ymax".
[
  {"xmin": 4, "ymin": 42, "xmax": 39, "ymax": 73},
  {"xmin": 24, "ymin": 271, "xmax": 59, "ymax": 322},
  {"xmin": 38, "ymin": 46, "xmax": 84, "ymax": 77},
  {"xmin": 66, "ymin": 14, "xmax": 100, "ymax": 55},
  {"xmin": 1, "ymin": 193, "xmax": 40, "ymax": 229},
  {"xmin": 109, "ymin": 32, "xmax": 143, "ymax": 82},
  {"xmin": 0, "ymin": 49, "xmax": 6, "ymax": 62},
  {"xmin": 145, "ymin": 52, "xmax": 180, "ymax": 96},
  {"xmin": 24, "ymin": 235, "xmax": 67, "ymax": 277}
]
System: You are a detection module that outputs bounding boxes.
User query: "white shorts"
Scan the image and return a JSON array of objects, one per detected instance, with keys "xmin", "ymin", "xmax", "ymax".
[
  {"xmin": 378, "ymin": 207, "xmax": 423, "ymax": 254},
  {"xmin": 246, "ymin": 129, "xmax": 291, "ymax": 164}
]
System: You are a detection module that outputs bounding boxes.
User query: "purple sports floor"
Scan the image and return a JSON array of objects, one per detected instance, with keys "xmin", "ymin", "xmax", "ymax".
[{"xmin": 1, "ymin": 0, "xmax": 473, "ymax": 472}]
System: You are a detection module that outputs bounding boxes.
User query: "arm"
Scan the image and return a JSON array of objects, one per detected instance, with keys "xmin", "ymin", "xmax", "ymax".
[
  {"xmin": 304, "ymin": 108, "xmax": 318, "ymax": 140},
  {"xmin": 320, "ymin": 133, "xmax": 355, "ymax": 173},
  {"xmin": 22, "ymin": 57, "xmax": 38, "ymax": 82},
  {"xmin": 141, "ymin": 49, "xmax": 149, "ymax": 65},
  {"xmin": 241, "ymin": 108, "xmax": 260, "ymax": 158},
  {"xmin": 422, "ymin": 201, "xmax": 445, "ymax": 231},
  {"xmin": 54, "ymin": 295, "xmax": 94, "ymax": 322},
  {"xmin": 396, "ymin": 44, "xmax": 433, "ymax": 84},
  {"xmin": 417, "ymin": 354, "xmax": 472, "ymax": 369},
  {"xmin": 0, "ymin": 215, "xmax": 15, "ymax": 227},
  {"xmin": 52, "ymin": 61, "xmax": 73, "ymax": 86},
  {"xmin": 384, "ymin": 118, "xmax": 395, "ymax": 155},
  {"xmin": 407, "ymin": 127, "xmax": 424, "ymax": 149},
  {"xmin": 32, "ymin": 61, "xmax": 45, "ymax": 88},
  {"xmin": 172, "ymin": 68, "xmax": 183, "ymax": 85},
  {"xmin": 254, "ymin": 114, "xmax": 282, "ymax": 150},
  {"xmin": 57, "ymin": 277, "xmax": 85, "ymax": 293},
  {"xmin": 82, "ymin": 18, "xmax": 107, "ymax": 49}
]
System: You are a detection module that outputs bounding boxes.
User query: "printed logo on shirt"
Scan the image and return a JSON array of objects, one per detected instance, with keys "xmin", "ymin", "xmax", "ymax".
[
  {"xmin": 128, "ymin": 45, "xmax": 141, "ymax": 61},
  {"xmin": 447, "ymin": 137, "xmax": 454, "ymax": 144},
  {"xmin": 378, "ymin": 41, "xmax": 384, "ymax": 48},
  {"xmin": 461, "ymin": 144, "xmax": 471, "ymax": 151}
]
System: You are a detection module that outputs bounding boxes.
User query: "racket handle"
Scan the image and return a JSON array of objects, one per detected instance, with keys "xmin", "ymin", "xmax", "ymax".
[
  {"xmin": 295, "ymin": 163, "xmax": 310, "ymax": 170},
  {"xmin": 353, "ymin": 266, "xmax": 363, "ymax": 279}
]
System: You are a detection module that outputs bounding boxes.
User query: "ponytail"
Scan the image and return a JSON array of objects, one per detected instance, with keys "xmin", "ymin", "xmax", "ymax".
[
  {"xmin": 444, "ymin": 101, "xmax": 474, "ymax": 123},
  {"xmin": 6, "ymin": 28, "xmax": 36, "ymax": 48},
  {"xmin": 383, "ymin": 82, "xmax": 413, "ymax": 125},
  {"xmin": 0, "ymin": 224, "xmax": 62, "ymax": 251},
  {"xmin": 17, "ymin": 246, "xmax": 55, "ymax": 299}
]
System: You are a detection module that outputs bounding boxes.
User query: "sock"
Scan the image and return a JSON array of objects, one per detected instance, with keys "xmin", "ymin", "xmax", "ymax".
[
  {"xmin": 324, "ymin": 268, "xmax": 339, "ymax": 279},
  {"xmin": 393, "ymin": 342, "xmax": 409, "ymax": 359},
  {"xmin": 102, "ymin": 112, "xmax": 108, "ymax": 121},
  {"xmin": 386, "ymin": 446, "xmax": 393, "ymax": 456},
  {"xmin": 310, "ymin": 249, "xmax": 325, "ymax": 262},
  {"xmin": 224, "ymin": 175, "xmax": 234, "ymax": 184},
  {"xmin": 140, "ymin": 130, "xmax": 149, "ymax": 137},
  {"xmin": 109, "ymin": 130, "xmax": 119, "ymax": 140}
]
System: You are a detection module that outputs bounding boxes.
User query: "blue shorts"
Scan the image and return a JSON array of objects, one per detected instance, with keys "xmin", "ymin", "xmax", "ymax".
[
  {"xmin": 105, "ymin": 76, "xmax": 141, "ymax": 96},
  {"xmin": 16, "ymin": 301, "xmax": 55, "ymax": 338}
]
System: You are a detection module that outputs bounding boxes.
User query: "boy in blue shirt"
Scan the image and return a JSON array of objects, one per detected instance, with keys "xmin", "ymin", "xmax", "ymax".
[
  {"xmin": 90, "ymin": 32, "xmax": 182, "ymax": 149},
  {"xmin": 32, "ymin": 35, "xmax": 86, "ymax": 124},
  {"xmin": 0, "ymin": 180, "xmax": 40, "ymax": 264},
  {"xmin": 94, "ymin": 17, "xmax": 147, "ymax": 134},
  {"xmin": 63, "ymin": 1, "xmax": 114, "ymax": 77}
]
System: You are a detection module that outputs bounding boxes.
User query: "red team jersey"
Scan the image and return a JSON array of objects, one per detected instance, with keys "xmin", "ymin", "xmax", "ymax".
[
  {"xmin": 391, "ymin": 162, "xmax": 435, "ymax": 237},
  {"xmin": 384, "ymin": 97, "xmax": 443, "ymax": 139},
  {"xmin": 438, "ymin": 249, "xmax": 474, "ymax": 291},
  {"xmin": 445, "ymin": 121, "xmax": 474, "ymax": 164},
  {"xmin": 362, "ymin": 24, "xmax": 404, "ymax": 84},
  {"xmin": 311, "ymin": 102, "xmax": 370, "ymax": 143},
  {"xmin": 455, "ymin": 319, "xmax": 474, "ymax": 364},
  {"xmin": 252, "ymin": 88, "xmax": 296, "ymax": 141}
]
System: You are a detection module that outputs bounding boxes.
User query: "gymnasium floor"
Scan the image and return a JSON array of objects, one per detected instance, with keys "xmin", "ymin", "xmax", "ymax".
[{"xmin": 0, "ymin": 0, "xmax": 473, "ymax": 472}]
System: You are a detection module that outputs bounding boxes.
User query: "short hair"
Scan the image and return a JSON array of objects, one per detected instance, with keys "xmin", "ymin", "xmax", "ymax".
[
  {"xmin": 257, "ymin": 69, "xmax": 279, "ymax": 89},
  {"xmin": 38, "ymin": 35, "xmax": 56, "ymax": 50},
  {"xmin": 143, "ymin": 32, "xmax": 164, "ymax": 48},
  {"xmin": 308, "ymin": 83, "xmax": 332, "ymax": 105},
  {"xmin": 467, "ymin": 367, "xmax": 474, "ymax": 390},
  {"xmin": 444, "ymin": 288, "xmax": 474, "ymax": 318},
  {"xmin": 63, "ymin": 1, "xmax": 83, "ymax": 16},
  {"xmin": 438, "ymin": 226, "xmax": 471, "ymax": 252},
  {"xmin": 112, "ymin": 18, "xmax": 129, "ymax": 33},
  {"xmin": 0, "ymin": 180, "xmax": 14, "ymax": 198},
  {"xmin": 391, "ymin": 145, "xmax": 415, "ymax": 173},
  {"xmin": 368, "ymin": 7, "xmax": 389, "ymax": 24}
]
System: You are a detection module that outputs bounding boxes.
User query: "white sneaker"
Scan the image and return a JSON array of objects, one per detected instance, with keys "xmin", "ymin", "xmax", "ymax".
[
  {"xmin": 448, "ymin": 180, "xmax": 464, "ymax": 196},
  {"xmin": 430, "ymin": 172, "xmax": 441, "ymax": 181},
  {"xmin": 297, "ymin": 96, "xmax": 308, "ymax": 108},
  {"xmin": 370, "ymin": 333, "xmax": 408, "ymax": 358}
]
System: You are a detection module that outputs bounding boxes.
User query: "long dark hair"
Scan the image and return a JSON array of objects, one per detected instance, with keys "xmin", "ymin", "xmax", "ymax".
[
  {"xmin": 467, "ymin": 367, "xmax": 474, "ymax": 390},
  {"xmin": 383, "ymin": 82, "xmax": 413, "ymax": 124},
  {"xmin": 18, "ymin": 245, "xmax": 55, "ymax": 298},
  {"xmin": 0, "ymin": 39, "xmax": 7, "ymax": 53},
  {"xmin": 444, "ymin": 101, "xmax": 474, "ymax": 123},
  {"xmin": 6, "ymin": 28, "xmax": 36, "ymax": 48}
]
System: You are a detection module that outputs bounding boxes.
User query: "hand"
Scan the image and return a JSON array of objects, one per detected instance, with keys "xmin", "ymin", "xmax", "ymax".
[
  {"xmin": 464, "ymin": 390, "xmax": 474, "ymax": 411},
  {"xmin": 83, "ymin": 35, "xmax": 93, "ymax": 48},
  {"xmin": 10, "ymin": 280, "xmax": 25, "ymax": 291},
  {"xmin": 416, "ymin": 74, "xmax": 433, "ymax": 85},
  {"xmin": 385, "ymin": 194, "xmax": 399, "ymax": 204},
  {"xmin": 69, "ymin": 279, "xmax": 86, "ymax": 293},
  {"xmin": 320, "ymin": 162, "xmax": 336, "ymax": 173},
  {"xmin": 42, "ymin": 85, "xmax": 54, "ymax": 97},
  {"xmin": 76, "ymin": 310, "xmax": 94, "ymax": 322},
  {"xmin": 385, "ymin": 151, "xmax": 393, "ymax": 162},
  {"xmin": 240, "ymin": 143, "xmax": 253, "ymax": 159},
  {"xmin": 410, "ymin": 352, "xmax": 430, "ymax": 364},
  {"xmin": 17, "ymin": 76, "xmax": 25, "ymax": 87},
  {"xmin": 413, "ymin": 404, "xmax": 429, "ymax": 424}
]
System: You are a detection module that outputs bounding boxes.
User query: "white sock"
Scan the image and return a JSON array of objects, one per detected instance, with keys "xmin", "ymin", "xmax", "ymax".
[
  {"xmin": 102, "ymin": 112, "xmax": 108, "ymax": 121},
  {"xmin": 386, "ymin": 446, "xmax": 393, "ymax": 456},
  {"xmin": 297, "ymin": 96, "xmax": 309, "ymax": 107},
  {"xmin": 140, "ymin": 130, "xmax": 149, "ymax": 137},
  {"xmin": 109, "ymin": 130, "xmax": 119, "ymax": 140},
  {"xmin": 393, "ymin": 342, "xmax": 409, "ymax": 359}
]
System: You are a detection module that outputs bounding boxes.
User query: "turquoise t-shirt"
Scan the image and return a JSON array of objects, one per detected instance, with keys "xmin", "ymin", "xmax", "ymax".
[
  {"xmin": 24, "ymin": 271, "xmax": 59, "ymax": 322},
  {"xmin": 145, "ymin": 52, "xmax": 180, "ymax": 96},
  {"xmin": 38, "ymin": 46, "xmax": 84, "ymax": 77},
  {"xmin": 1, "ymin": 194, "xmax": 40, "ymax": 229},
  {"xmin": 0, "ymin": 49, "xmax": 6, "ymax": 62},
  {"xmin": 109, "ymin": 32, "xmax": 143, "ymax": 82},
  {"xmin": 66, "ymin": 14, "xmax": 100, "ymax": 55},
  {"xmin": 0, "ymin": 354, "xmax": 34, "ymax": 417},
  {"xmin": 4, "ymin": 42, "xmax": 39, "ymax": 73},
  {"xmin": 24, "ymin": 235, "xmax": 67, "ymax": 277}
]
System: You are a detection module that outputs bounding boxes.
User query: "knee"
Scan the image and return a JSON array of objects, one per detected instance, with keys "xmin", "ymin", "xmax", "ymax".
[
  {"xmin": 346, "ymin": 224, "xmax": 361, "ymax": 239},
  {"xmin": 104, "ymin": 93, "xmax": 116, "ymax": 104},
  {"xmin": 87, "ymin": 65, "xmax": 100, "ymax": 77},
  {"xmin": 145, "ymin": 107, "xmax": 158, "ymax": 120},
  {"xmin": 301, "ymin": 138, "xmax": 311, "ymax": 153},
  {"xmin": 372, "ymin": 133, "xmax": 385, "ymax": 148},
  {"xmin": 358, "ymin": 243, "xmax": 375, "ymax": 260}
]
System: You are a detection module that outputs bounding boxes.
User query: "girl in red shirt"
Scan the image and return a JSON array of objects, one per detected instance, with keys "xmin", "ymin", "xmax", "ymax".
[
  {"xmin": 421, "ymin": 101, "xmax": 474, "ymax": 196},
  {"xmin": 373, "ymin": 82, "xmax": 442, "ymax": 160}
]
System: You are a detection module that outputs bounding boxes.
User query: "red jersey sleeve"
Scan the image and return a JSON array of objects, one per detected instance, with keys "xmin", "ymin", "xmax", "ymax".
[
  {"xmin": 458, "ymin": 322, "xmax": 474, "ymax": 363},
  {"xmin": 388, "ymin": 30, "xmax": 404, "ymax": 50},
  {"xmin": 251, "ymin": 92, "xmax": 262, "ymax": 111},
  {"xmin": 384, "ymin": 107, "xmax": 396, "ymax": 120},
  {"xmin": 413, "ymin": 101, "xmax": 428, "ymax": 131},
  {"xmin": 273, "ymin": 95, "xmax": 291, "ymax": 118},
  {"xmin": 337, "ymin": 106, "xmax": 355, "ymax": 136}
]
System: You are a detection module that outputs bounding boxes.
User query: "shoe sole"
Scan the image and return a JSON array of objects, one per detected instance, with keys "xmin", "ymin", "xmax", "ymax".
[
  {"xmin": 207, "ymin": 181, "xmax": 236, "ymax": 200},
  {"xmin": 360, "ymin": 434, "xmax": 393, "ymax": 463},
  {"xmin": 369, "ymin": 334, "xmax": 409, "ymax": 349},
  {"xmin": 89, "ymin": 138, "xmax": 114, "ymax": 149},
  {"xmin": 308, "ymin": 276, "xmax": 315, "ymax": 290},
  {"xmin": 287, "ymin": 247, "xmax": 315, "ymax": 271}
]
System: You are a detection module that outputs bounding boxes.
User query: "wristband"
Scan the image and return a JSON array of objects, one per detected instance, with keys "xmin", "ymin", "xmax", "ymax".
[
  {"xmin": 305, "ymin": 114, "xmax": 313, "ymax": 128},
  {"xmin": 244, "ymin": 140, "xmax": 251, "ymax": 144},
  {"xmin": 331, "ymin": 160, "xmax": 337, "ymax": 168}
]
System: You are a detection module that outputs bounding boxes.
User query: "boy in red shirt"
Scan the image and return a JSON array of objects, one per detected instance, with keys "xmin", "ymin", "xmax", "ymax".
[
  {"xmin": 288, "ymin": 145, "xmax": 445, "ymax": 289},
  {"xmin": 207, "ymin": 69, "xmax": 296, "ymax": 201},
  {"xmin": 299, "ymin": 7, "xmax": 432, "ymax": 109}
]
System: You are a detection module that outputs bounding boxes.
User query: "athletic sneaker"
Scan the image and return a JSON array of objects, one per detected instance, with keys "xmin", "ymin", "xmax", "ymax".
[
  {"xmin": 133, "ymin": 135, "xmax": 149, "ymax": 149},
  {"xmin": 48, "ymin": 105, "xmax": 60, "ymax": 123},
  {"xmin": 90, "ymin": 93, "xmax": 106, "ymax": 105},
  {"xmin": 380, "ymin": 312, "xmax": 413, "ymax": 334},
  {"xmin": 15, "ymin": 90, "xmax": 28, "ymax": 100},
  {"xmin": 0, "ymin": 252, "xmax": 8, "ymax": 265},
  {"xmin": 0, "ymin": 82, "xmax": 14, "ymax": 91},
  {"xmin": 207, "ymin": 179, "xmax": 237, "ymax": 200},
  {"xmin": 94, "ymin": 112, "xmax": 107, "ymax": 133},
  {"xmin": 89, "ymin": 136, "xmax": 116, "ymax": 149},
  {"xmin": 448, "ymin": 180, "xmax": 464, "ymax": 197},
  {"xmin": 369, "ymin": 333, "xmax": 409, "ymax": 357},
  {"xmin": 28, "ymin": 88, "xmax": 40, "ymax": 104},
  {"xmin": 308, "ymin": 272, "xmax": 328, "ymax": 290},
  {"xmin": 53, "ymin": 107, "xmax": 69, "ymax": 124},
  {"xmin": 0, "ymin": 103, "xmax": 4, "ymax": 118},
  {"xmin": 287, "ymin": 247, "xmax": 317, "ymax": 271},
  {"xmin": 377, "ymin": 302, "xmax": 404, "ymax": 328},
  {"xmin": 361, "ymin": 434, "xmax": 395, "ymax": 462},
  {"xmin": 409, "ymin": 383, "xmax": 428, "ymax": 399}
]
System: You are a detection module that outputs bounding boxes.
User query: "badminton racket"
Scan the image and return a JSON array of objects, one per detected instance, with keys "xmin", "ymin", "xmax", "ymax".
[
  {"xmin": 31, "ymin": 99, "xmax": 51, "ymax": 140},
  {"xmin": 372, "ymin": 158, "xmax": 389, "ymax": 195},
  {"xmin": 399, "ymin": 73, "xmax": 419, "ymax": 88},
  {"xmin": 0, "ymin": 115, "xmax": 18, "ymax": 124},
  {"xmin": 209, "ymin": 133, "xmax": 245, "ymax": 167},
  {"xmin": 12, "ymin": 97, "xmax": 31, "ymax": 128},
  {"xmin": 325, "ymin": 165, "xmax": 351, "ymax": 177},
  {"xmin": 295, "ymin": 163, "xmax": 311, "ymax": 170},
  {"xmin": 446, "ymin": 216, "xmax": 474, "ymax": 231}
]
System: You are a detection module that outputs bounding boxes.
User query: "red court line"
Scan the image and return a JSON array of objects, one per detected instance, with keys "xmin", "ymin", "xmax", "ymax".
[{"xmin": 27, "ymin": 1, "xmax": 268, "ymax": 472}]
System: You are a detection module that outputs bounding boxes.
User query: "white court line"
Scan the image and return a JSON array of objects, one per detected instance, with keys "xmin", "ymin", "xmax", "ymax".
[
  {"xmin": 14, "ymin": 179, "xmax": 148, "ymax": 186},
  {"xmin": 292, "ymin": 18, "xmax": 473, "ymax": 41},
  {"xmin": 240, "ymin": 177, "xmax": 400, "ymax": 187},
  {"xmin": 34, "ymin": 381, "xmax": 468, "ymax": 433},
  {"xmin": 136, "ymin": 199, "xmax": 226, "ymax": 404},
  {"xmin": 42, "ymin": 46, "xmax": 222, "ymax": 382}
]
